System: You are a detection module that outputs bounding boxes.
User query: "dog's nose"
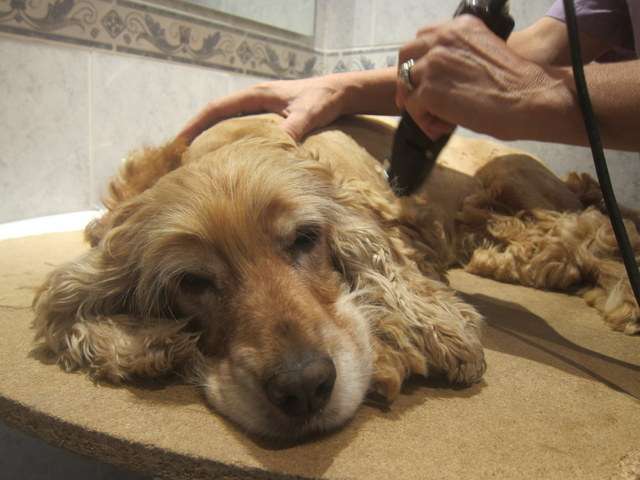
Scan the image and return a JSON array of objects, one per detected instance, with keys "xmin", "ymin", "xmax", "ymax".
[{"xmin": 265, "ymin": 354, "xmax": 336, "ymax": 417}]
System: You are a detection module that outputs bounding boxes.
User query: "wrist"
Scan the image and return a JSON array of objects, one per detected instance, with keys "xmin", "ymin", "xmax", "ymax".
[
  {"xmin": 512, "ymin": 65, "xmax": 585, "ymax": 144},
  {"xmin": 326, "ymin": 68, "xmax": 399, "ymax": 117},
  {"xmin": 322, "ymin": 72, "xmax": 354, "ymax": 117}
]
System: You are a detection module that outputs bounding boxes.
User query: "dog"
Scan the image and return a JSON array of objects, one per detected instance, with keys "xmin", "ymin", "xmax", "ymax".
[{"xmin": 33, "ymin": 114, "xmax": 640, "ymax": 439}]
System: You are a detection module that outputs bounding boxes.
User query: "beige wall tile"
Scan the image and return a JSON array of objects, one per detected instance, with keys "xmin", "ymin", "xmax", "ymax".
[
  {"xmin": 90, "ymin": 51, "xmax": 231, "ymax": 204},
  {"xmin": 316, "ymin": 0, "xmax": 374, "ymax": 50},
  {"xmin": 0, "ymin": 37, "xmax": 91, "ymax": 222}
]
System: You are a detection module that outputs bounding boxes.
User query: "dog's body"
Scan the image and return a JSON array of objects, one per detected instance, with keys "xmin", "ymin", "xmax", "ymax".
[{"xmin": 33, "ymin": 114, "xmax": 639, "ymax": 438}]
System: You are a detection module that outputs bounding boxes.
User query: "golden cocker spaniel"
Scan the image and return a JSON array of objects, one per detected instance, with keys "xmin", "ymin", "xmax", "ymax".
[{"xmin": 33, "ymin": 114, "xmax": 639, "ymax": 438}]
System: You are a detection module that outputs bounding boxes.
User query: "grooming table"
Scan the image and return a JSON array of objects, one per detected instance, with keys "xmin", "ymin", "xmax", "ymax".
[{"xmin": 1, "ymin": 231, "xmax": 639, "ymax": 480}]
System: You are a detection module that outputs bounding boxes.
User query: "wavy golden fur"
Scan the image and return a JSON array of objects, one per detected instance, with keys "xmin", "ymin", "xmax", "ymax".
[{"xmin": 33, "ymin": 114, "xmax": 639, "ymax": 438}]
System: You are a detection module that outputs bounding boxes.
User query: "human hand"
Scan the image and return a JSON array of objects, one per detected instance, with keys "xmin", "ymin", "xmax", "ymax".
[
  {"xmin": 395, "ymin": 15, "xmax": 573, "ymax": 141},
  {"xmin": 178, "ymin": 76, "xmax": 347, "ymax": 144}
]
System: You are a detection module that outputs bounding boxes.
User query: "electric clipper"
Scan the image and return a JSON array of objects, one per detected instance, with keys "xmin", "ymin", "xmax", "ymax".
[{"xmin": 388, "ymin": 0, "xmax": 515, "ymax": 196}]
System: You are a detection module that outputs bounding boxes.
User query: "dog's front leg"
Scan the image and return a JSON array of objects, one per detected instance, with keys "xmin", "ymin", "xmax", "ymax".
[{"xmin": 331, "ymin": 217, "xmax": 486, "ymax": 400}]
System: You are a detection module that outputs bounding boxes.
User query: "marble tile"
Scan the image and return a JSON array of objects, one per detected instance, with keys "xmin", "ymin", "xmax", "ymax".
[
  {"xmin": 229, "ymin": 73, "xmax": 270, "ymax": 92},
  {"xmin": 372, "ymin": 0, "xmax": 454, "ymax": 46},
  {"xmin": 313, "ymin": 0, "xmax": 328, "ymax": 51},
  {"xmin": 192, "ymin": 0, "xmax": 316, "ymax": 37},
  {"xmin": 511, "ymin": 0, "xmax": 557, "ymax": 29},
  {"xmin": 90, "ymin": 50, "xmax": 230, "ymax": 204},
  {"xmin": 368, "ymin": 0, "xmax": 557, "ymax": 46},
  {"xmin": 318, "ymin": 0, "xmax": 374, "ymax": 50},
  {"xmin": 0, "ymin": 37, "xmax": 91, "ymax": 223}
]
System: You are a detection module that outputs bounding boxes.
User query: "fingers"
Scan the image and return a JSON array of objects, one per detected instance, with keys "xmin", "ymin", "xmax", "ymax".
[
  {"xmin": 396, "ymin": 28, "xmax": 439, "ymax": 111},
  {"xmin": 281, "ymin": 96, "xmax": 341, "ymax": 142},
  {"xmin": 395, "ymin": 17, "xmax": 480, "ymax": 137},
  {"xmin": 421, "ymin": 112, "xmax": 456, "ymax": 140},
  {"xmin": 404, "ymin": 95, "xmax": 456, "ymax": 140},
  {"xmin": 396, "ymin": 15, "xmax": 518, "ymax": 142},
  {"xmin": 395, "ymin": 49, "xmax": 431, "ymax": 112},
  {"xmin": 177, "ymin": 86, "xmax": 281, "ymax": 144},
  {"xmin": 399, "ymin": 15, "xmax": 487, "ymax": 74},
  {"xmin": 397, "ymin": 36, "xmax": 433, "ymax": 72},
  {"xmin": 178, "ymin": 90, "xmax": 267, "ymax": 143},
  {"xmin": 396, "ymin": 41, "xmax": 428, "ymax": 111},
  {"xmin": 397, "ymin": 50, "xmax": 456, "ymax": 140}
]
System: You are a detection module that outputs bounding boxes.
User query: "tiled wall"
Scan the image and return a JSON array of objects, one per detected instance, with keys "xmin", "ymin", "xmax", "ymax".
[
  {"xmin": 318, "ymin": 0, "xmax": 556, "ymax": 71},
  {"xmin": 0, "ymin": 34, "xmax": 268, "ymax": 222},
  {"xmin": 318, "ymin": 0, "xmax": 555, "ymax": 49},
  {"xmin": 1, "ymin": 0, "xmax": 639, "ymax": 224},
  {"xmin": 0, "ymin": 0, "xmax": 320, "ymax": 78},
  {"xmin": 0, "ymin": 0, "xmax": 322, "ymax": 223}
]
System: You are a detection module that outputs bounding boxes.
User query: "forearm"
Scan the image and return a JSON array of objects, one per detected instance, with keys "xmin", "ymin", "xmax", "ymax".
[
  {"xmin": 523, "ymin": 60, "xmax": 640, "ymax": 151},
  {"xmin": 584, "ymin": 61, "xmax": 640, "ymax": 151},
  {"xmin": 507, "ymin": 17, "xmax": 610, "ymax": 66},
  {"xmin": 507, "ymin": 18, "xmax": 569, "ymax": 65},
  {"xmin": 330, "ymin": 67, "xmax": 400, "ymax": 116},
  {"xmin": 394, "ymin": 15, "xmax": 637, "ymax": 151}
]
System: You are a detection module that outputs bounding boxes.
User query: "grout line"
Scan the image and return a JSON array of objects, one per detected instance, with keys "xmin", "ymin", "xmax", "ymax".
[
  {"xmin": 370, "ymin": 0, "xmax": 377, "ymax": 46},
  {"xmin": 88, "ymin": 51, "xmax": 95, "ymax": 208},
  {"xmin": 320, "ymin": 0, "xmax": 327, "ymax": 53}
]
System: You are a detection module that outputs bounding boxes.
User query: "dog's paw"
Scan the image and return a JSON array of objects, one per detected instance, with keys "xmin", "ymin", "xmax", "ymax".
[
  {"xmin": 583, "ymin": 282, "xmax": 640, "ymax": 335},
  {"xmin": 624, "ymin": 320, "xmax": 640, "ymax": 335},
  {"xmin": 606, "ymin": 290, "xmax": 640, "ymax": 336},
  {"xmin": 446, "ymin": 350, "xmax": 487, "ymax": 385},
  {"xmin": 430, "ymin": 324, "xmax": 486, "ymax": 385}
]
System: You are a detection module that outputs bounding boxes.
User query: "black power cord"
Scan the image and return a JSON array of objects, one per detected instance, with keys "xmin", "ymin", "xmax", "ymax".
[{"xmin": 562, "ymin": 0, "xmax": 640, "ymax": 308}]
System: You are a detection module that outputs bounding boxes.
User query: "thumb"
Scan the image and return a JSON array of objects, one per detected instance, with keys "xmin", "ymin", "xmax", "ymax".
[{"xmin": 281, "ymin": 110, "xmax": 314, "ymax": 142}]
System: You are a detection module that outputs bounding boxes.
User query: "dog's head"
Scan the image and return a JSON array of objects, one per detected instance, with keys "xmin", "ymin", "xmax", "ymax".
[
  {"xmin": 163, "ymin": 139, "xmax": 374, "ymax": 437},
  {"xmin": 35, "ymin": 132, "xmax": 374, "ymax": 438}
]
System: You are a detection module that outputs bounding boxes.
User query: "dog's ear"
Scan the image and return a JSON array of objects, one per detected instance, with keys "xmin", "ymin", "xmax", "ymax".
[
  {"xmin": 328, "ymin": 196, "xmax": 486, "ymax": 400},
  {"xmin": 86, "ymin": 139, "xmax": 187, "ymax": 247},
  {"xmin": 33, "ymin": 199, "xmax": 200, "ymax": 383}
]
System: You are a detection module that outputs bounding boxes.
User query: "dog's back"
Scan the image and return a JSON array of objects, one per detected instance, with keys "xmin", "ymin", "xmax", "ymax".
[{"xmin": 88, "ymin": 113, "xmax": 585, "ymax": 259}]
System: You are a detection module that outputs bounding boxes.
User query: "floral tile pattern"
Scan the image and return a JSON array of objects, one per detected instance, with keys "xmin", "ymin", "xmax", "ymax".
[
  {"xmin": 0, "ymin": 0, "xmax": 400, "ymax": 79},
  {"xmin": 243, "ymin": 35, "xmax": 318, "ymax": 79},
  {"xmin": 100, "ymin": 8, "xmax": 124, "ymax": 38},
  {"xmin": 325, "ymin": 47, "xmax": 398, "ymax": 74},
  {"xmin": 0, "ymin": 0, "xmax": 110, "ymax": 48}
]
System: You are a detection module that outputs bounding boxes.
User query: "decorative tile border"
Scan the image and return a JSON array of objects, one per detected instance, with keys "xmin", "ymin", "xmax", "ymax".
[
  {"xmin": 0, "ymin": 0, "xmax": 399, "ymax": 78},
  {"xmin": 0, "ymin": 0, "xmax": 112, "ymax": 49},
  {"xmin": 326, "ymin": 47, "xmax": 398, "ymax": 74}
]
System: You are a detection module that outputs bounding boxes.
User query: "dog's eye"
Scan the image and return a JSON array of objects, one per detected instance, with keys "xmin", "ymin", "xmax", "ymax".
[
  {"xmin": 179, "ymin": 273, "xmax": 214, "ymax": 295},
  {"xmin": 290, "ymin": 226, "xmax": 321, "ymax": 254}
]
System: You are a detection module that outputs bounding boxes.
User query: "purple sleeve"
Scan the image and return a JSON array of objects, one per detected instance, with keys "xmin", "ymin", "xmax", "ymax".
[{"xmin": 546, "ymin": 0, "xmax": 636, "ymax": 52}]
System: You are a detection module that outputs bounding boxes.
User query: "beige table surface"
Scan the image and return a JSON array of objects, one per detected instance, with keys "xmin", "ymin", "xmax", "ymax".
[{"xmin": 1, "ymin": 231, "xmax": 639, "ymax": 480}]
